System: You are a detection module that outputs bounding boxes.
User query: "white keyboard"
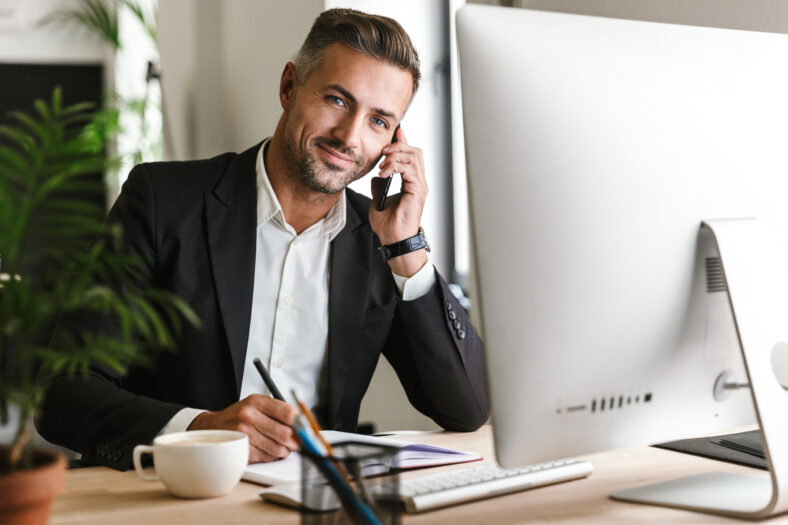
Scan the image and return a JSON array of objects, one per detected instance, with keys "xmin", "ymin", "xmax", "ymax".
[{"xmin": 377, "ymin": 460, "xmax": 593, "ymax": 513}]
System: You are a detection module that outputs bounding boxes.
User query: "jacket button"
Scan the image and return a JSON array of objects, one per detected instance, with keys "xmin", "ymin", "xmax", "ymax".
[
  {"xmin": 457, "ymin": 329, "xmax": 466, "ymax": 339},
  {"xmin": 453, "ymin": 320, "xmax": 461, "ymax": 330},
  {"xmin": 446, "ymin": 300, "xmax": 453, "ymax": 310},
  {"xmin": 448, "ymin": 310, "xmax": 457, "ymax": 320}
]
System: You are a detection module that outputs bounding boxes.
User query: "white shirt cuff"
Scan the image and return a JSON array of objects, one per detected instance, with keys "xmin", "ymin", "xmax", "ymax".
[
  {"xmin": 392, "ymin": 261, "xmax": 436, "ymax": 301},
  {"xmin": 157, "ymin": 407, "xmax": 205, "ymax": 436}
]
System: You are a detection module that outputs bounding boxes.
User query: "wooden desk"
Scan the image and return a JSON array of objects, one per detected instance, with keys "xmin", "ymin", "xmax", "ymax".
[{"xmin": 51, "ymin": 426, "xmax": 777, "ymax": 524}]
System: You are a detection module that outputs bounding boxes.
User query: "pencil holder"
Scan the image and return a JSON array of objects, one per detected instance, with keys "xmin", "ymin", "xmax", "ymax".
[{"xmin": 300, "ymin": 440, "xmax": 402, "ymax": 525}]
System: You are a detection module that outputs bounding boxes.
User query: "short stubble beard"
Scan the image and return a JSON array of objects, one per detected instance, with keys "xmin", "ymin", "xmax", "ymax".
[{"xmin": 283, "ymin": 117, "xmax": 369, "ymax": 195}]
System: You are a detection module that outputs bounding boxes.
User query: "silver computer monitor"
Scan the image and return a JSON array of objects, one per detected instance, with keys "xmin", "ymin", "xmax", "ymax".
[{"xmin": 458, "ymin": 4, "xmax": 788, "ymax": 517}]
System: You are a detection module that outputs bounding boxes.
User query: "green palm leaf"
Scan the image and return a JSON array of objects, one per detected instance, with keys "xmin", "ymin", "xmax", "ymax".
[
  {"xmin": 39, "ymin": 0, "xmax": 121, "ymax": 50},
  {"xmin": 0, "ymin": 87, "xmax": 200, "ymax": 471}
]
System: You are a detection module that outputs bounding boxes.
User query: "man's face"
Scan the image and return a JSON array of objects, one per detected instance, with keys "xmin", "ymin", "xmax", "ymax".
[{"xmin": 281, "ymin": 43, "xmax": 413, "ymax": 195}]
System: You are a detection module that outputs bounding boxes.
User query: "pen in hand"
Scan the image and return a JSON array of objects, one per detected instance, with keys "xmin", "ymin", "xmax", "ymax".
[{"xmin": 253, "ymin": 357, "xmax": 285, "ymax": 401}]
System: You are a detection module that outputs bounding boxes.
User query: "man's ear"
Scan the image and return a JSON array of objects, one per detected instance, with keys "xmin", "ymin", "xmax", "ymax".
[{"xmin": 280, "ymin": 62, "xmax": 297, "ymax": 109}]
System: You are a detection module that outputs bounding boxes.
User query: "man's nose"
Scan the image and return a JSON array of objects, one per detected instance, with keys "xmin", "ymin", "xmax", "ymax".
[{"xmin": 332, "ymin": 113, "xmax": 364, "ymax": 150}]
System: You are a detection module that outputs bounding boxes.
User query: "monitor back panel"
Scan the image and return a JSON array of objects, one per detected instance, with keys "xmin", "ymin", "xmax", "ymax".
[{"xmin": 457, "ymin": 5, "xmax": 788, "ymax": 467}]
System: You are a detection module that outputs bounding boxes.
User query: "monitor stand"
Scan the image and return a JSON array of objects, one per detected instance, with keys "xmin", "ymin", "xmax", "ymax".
[{"xmin": 612, "ymin": 218, "xmax": 788, "ymax": 519}]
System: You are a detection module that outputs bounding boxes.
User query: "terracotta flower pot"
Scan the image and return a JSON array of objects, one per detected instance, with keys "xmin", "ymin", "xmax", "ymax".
[{"xmin": 0, "ymin": 447, "xmax": 67, "ymax": 525}]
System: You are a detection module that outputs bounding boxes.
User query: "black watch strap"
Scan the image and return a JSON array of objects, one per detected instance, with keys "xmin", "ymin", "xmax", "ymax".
[{"xmin": 378, "ymin": 227, "xmax": 431, "ymax": 262}]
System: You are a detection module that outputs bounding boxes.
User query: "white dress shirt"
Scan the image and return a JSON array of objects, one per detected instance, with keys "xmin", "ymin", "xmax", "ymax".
[{"xmin": 159, "ymin": 139, "xmax": 436, "ymax": 434}]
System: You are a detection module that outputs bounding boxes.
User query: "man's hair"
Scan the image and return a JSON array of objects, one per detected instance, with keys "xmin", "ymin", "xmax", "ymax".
[{"xmin": 294, "ymin": 8, "xmax": 421, "ymax": 96}]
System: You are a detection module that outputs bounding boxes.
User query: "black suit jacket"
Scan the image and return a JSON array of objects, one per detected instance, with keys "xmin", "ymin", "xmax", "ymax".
[{"xmin": 37, "ymin": 143, "xmax": 488, "ymax": 470}]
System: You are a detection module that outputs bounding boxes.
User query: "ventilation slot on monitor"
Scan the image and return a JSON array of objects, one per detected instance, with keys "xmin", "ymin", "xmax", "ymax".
[
  {"xmin": 588, "ymin": 392, "xmax": 653, "ymax": 413},
  {"xmin": 706, "ymin": 257, "xmax": 727, "ymax": 293}
]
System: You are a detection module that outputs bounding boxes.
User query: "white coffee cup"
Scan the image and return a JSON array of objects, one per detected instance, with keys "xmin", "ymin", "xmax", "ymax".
[{"xmin": 133, "ymin": 430, "xmax": 249, "ymax": 498}]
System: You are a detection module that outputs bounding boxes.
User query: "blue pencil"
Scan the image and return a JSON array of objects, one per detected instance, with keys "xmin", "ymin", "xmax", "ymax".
[{"xmin": 293, "ymin": 417, "xmax": 381, "ymax": 525}]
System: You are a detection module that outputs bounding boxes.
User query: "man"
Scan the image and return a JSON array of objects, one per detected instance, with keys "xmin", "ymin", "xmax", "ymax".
[{"xmin": 37, "ymin": 8, "xmax": 487, "ymax": 469}]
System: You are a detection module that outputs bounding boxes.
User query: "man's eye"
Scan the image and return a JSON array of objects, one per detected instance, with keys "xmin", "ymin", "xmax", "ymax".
[
  {"xmin": 372, "ymin": 118, "xmax": 387, "ymax": 128},
  {"xmin": 327, "ymin": 95, "xmax": 345, "ymax": 107}
]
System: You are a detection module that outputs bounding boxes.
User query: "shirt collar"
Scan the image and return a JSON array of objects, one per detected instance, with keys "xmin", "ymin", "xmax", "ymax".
[{"xmin": 256, "ymin": 138, "xmax": 347, "ymax": 241}]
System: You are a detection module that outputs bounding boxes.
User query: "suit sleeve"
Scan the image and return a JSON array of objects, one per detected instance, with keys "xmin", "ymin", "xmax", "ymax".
[
  {"xmin": 382, "ymin": 268, "xmax": 489, "ymax": 431},
  {"xmin": 36, "ymin": 164, "xmax": 186, "ymax": 470}
]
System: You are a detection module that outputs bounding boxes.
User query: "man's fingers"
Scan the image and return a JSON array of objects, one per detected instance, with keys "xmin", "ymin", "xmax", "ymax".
[
  {"xmin": 239, "ymin": 413, "xmax": 297, "ymax": 450},
  {"xmin": 375, "ymin": 167, "xmax": 427, "ymax": 204},
  {"xmin": 249, "ymin": 440, "xmax": 287, "ymax": 463},
  {"xmin": 247, "ymin": 394, "xmax": 299, "ymax": 425},
  {"xmin": 379, "ymin": 157, "xmax": 412, "ymax": 174},
  {"xmin": 221, "ymin": 396, "xmax": 297, "ymax": 452},
  {"xmin": 379, "ymin": 148, "xmax": 424, "ymax": 179},
  {"xmin": 382, "ymin": 142, "xmax": 417, "ymax": 155},
  {"xmin": 249, "ymin": 431, "xmax": 293, "ymax": 461},
  {"xmin": 381, "ymin": 163, "xmax": 425, "ymax": 193},
  {"xmin": 260, "ymin": 417, "xmax": 299, "ymax": 450},
  {"xmin": 242, "ymin": 412, "xmax": 297, "ymax": 462},
  {"xmin": 241, "ymin": 396, "xmax": 299, "ymax": 449},
  {"xmin": 379, "ymin": 155, "xmax": 420, "ymax": 179}
]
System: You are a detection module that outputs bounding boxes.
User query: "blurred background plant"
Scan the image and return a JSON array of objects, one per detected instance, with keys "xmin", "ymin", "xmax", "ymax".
[
  {"xmin": 0, "ymin": 88, "xmax": 197, "ymax": 473},
  {"xmin": 40, "ymin": 0, "xmax": 164, "ymax": 190}
]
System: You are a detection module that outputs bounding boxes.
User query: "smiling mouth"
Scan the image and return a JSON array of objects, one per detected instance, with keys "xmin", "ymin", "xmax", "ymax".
[{"xmin": 317, "ymin": 143, "xmax": 354, "ymax": 165}]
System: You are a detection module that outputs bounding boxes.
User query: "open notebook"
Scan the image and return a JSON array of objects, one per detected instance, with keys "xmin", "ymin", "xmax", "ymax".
[{"xmin": 243, "ymin": 430, "xmax": 481, "ymax": 486}]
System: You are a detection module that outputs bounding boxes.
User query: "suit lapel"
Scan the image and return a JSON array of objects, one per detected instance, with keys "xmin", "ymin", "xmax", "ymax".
[
  {"xmin": 205, "ymin": 143, "xmax": 260, "ymax": 396},
  {"xmin": 327, "ymin": 198, "xmax": 371, "ymax": 428}
]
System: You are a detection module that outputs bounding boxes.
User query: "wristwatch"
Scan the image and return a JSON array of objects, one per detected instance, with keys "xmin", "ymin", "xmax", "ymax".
[{"xmin": 378, "ymin": 227, "xmax": 431, "ymax": 262}]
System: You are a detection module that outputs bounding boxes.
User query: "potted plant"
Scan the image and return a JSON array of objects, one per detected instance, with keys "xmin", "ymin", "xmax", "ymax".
[{"xmin": 0, "ymin": 89, "xmax": 198, "ymax": 524}]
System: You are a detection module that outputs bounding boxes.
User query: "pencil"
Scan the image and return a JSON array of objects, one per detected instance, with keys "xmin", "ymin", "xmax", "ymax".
[
  {"xmin": 291, "ymin": 391, "xmax": 332, "ymax": 451},
  {"xmin": 291, "ymin": 389, "xmax": 352, "ymax": 483},
  {"xmin": 292, "ymin": 417, "xmax": 381, "ymax": 525}
]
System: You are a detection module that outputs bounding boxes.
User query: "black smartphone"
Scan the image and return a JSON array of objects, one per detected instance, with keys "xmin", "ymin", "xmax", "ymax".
[{"xmin": 375, "ymin": 124, "xmax": 400, "ymax": 211}]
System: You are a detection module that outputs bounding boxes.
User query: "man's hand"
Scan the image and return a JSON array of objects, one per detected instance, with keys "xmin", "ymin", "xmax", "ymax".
[
  {"xmin": 188, "ymin": 395, "xmax": 299, "ymax": 463},
  {"xmin": 370, "ymin": 127, "xmax": 429, "ymax": 277}
]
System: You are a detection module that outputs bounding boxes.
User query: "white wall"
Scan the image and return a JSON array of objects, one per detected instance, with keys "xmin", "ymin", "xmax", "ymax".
[
  {"xmin": 220, "ymin": 0, "xmax": 324, "ymax": 153},
  {"xmin": 0, "ymin": 0, "xmax": 110, "ymax": 64},
  {"xmin": 157, "ymin": 0, "xmax": 196, "ymax": 161},
  {"xmin": 158, "ymin": 0, "xmax": 323, "ymax": 160}
]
